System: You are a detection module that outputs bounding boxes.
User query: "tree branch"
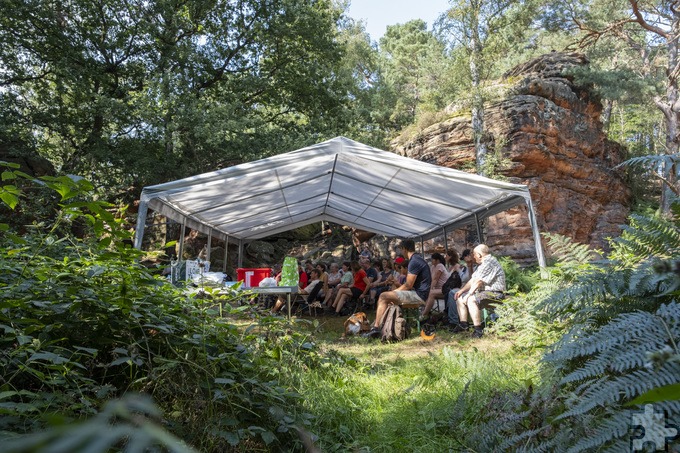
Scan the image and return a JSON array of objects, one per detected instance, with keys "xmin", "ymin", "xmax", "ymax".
[{"xmin": 629, "ymin": 0, "xmax": 669, "ymax": 38}]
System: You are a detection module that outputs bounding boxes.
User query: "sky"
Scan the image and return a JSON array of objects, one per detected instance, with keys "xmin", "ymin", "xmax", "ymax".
[{"xmin": 346, "ymin": 0, "xmax": 451, "ymax": 42}]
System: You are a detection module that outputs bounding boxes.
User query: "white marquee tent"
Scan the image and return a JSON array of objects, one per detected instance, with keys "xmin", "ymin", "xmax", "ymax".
[{"xmin": 134, "ymin": 136, "xmax": 546, "ymax": 267}]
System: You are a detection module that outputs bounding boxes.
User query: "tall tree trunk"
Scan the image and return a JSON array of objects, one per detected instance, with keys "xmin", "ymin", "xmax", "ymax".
[
  {"xmin": 469, "ymin": 6, "xmax": 487, "ymax": 174},
  {"xmin": 602, "ymin": 99, "xmax": 614, "ymax": 133},
  {"xmin": 162, "ymin": 68, "xmax": 174, "ymax": 159},
  {"xmin": 632, "ymin": 0, "xmax": 680, "ymax": 213},
  {"xmin": 660, "ymin": 23, "xmax": 680, "ymax": 213}
]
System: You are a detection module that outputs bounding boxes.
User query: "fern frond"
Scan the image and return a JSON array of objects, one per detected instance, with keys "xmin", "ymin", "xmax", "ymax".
[
  {"xmin": 565, "ymin": 410, "xmax": 630, "ymax": 453},
  {"xmin": 542, "ymin": 232, "xmax": 601, "ymax": 265},
  {"xmin": 610, "ymin": 213, "xmax": 680, "ymax": 262},
  {"xmin": 615, "ymin": 153, "xmax": 680, "ymax": 172}
]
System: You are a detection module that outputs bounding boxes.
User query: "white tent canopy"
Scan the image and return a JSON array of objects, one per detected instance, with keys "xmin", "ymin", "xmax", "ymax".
[{"xmin": 134, "ymin": 136, "xmax": 546, "ymax": 267}]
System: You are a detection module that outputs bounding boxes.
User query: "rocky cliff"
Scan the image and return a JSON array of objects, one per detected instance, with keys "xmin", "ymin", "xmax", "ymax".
[{"xmin": 394, "ymin": 52, "xmax": 631, "ymax": 263}]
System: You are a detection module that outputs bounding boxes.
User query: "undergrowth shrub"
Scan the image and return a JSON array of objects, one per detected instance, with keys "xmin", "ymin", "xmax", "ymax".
[
  {"xmin": 0, "ymin": 166, "xmax": 320, "ymax": 451},
  {"xmin": 466, "ymin": 216, "xmax": 680, "ymax": 451}
]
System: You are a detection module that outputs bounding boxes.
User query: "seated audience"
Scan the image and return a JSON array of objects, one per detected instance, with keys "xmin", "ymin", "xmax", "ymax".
[
  {"xmin": 332, "ymin": 261, "xmax": 370, "ymax": 315},
  {"xmin": 324, "ymin": 261, "xmax": 352, "ymax": 306},
  {"xmin": 459, "ymin": 249, "xmax": 475, "ymax": 285},
  {"xmin": 421, "ymin": 252, "xmax": 449, "ymax": 319},
  {"xmin": 316, "ymin": 262, "xmax": 328, "ymax": 298},
  {"xmin": 298, "ymin": 262, "xmax": 308, "ymax": 288},
  {"xmin": 446, "ymin": 249, "xmax": 462, "ymax": 275},
  {"xmin": 366, "ymin": 259, "xmax": 385, "ymax": 305},
  {"xmin": 394, "ymin": 258, "xmax": 408, "ymax": 286},
  {"xmin": 326, "ymin": 262, "xmax": 342, "ymax": 288},
  {"xmin": 272, "ymin": 264, "xmax": 282, "ymax": 285},
  {"xmin": 451, "ymin": 244, "xmax": 506, "ymax": 338},
  {"xmin": 364, "ymin": 240, "xmax": 431, "ymax": 337},
  {"xmin": 271, "ymin": 268, "xmax": 322, "ymax": 314},
  {"xmin": 304, "ymin": 260, "xmax": 314, "ymax": 281},
  {"xmin": 362, "ymin": 258, "xmax": 378, "ymax": 287},
  {"xmin": 373, "ymin": 259, "xmax": 397, "ymax": 301}
]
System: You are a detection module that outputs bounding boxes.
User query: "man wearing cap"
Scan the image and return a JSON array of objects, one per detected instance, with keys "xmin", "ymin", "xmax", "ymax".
[{"xmin": 364, "ymin": 239, "xmax": 431, "ymax": 337}]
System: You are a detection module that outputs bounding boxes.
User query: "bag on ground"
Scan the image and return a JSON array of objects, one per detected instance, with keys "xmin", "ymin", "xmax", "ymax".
[{"xmin": 380, "ymin": 305, "xmax": 409, "ymax": 342}]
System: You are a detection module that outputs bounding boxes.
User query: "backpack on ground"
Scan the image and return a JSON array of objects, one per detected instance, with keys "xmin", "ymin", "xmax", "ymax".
[{"xmin": 380, "ymin": 305, "xmax": 410, "ymax": 342}]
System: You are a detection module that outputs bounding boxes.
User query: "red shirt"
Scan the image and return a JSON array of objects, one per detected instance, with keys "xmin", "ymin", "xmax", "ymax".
[
  {"xmin": 298, "ymin": 271, "xmax": 308, "ymax": 287},
  {"xmin": 352, "ymin": 269, "xmax": 367, "ymax": 292}
]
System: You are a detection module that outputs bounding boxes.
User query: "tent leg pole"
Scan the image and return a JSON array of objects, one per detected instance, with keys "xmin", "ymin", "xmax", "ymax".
[
  {"xmin": 178, "ymin": 220, "xmax": 186, "ymax": 260},
  {"xmin": 420, "ymin": 238, "xmax": 425, "ymax": 255},
  {"xmin": 474, "ymin": 214, "xmax": 483, "ymax": 244},
  {"xmin": 443, "ymin": 227, "xmax": 448, "ymax": 256},
  {"xmin": 238, "ymin": 240, "xmax": 243, "ymax": 268},
  {"xmin": 223, "ymin": 236, "xmax": 229, "ymax": 275},
  {"xmin": 133, "ymin": 199, "xmax": 148, "ymax": 250},
  {"xmin": 525, "ymin": 197, "xmax": 547, "ymax": 273},
  {"xmin": 206, "ymin": 231, "xmax": 212, "ymax": 268}
]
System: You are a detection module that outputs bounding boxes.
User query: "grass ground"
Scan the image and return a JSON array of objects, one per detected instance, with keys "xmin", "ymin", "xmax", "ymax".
[{"xmin": 279, "ymin": 312, "xmax": 540, "ymax": 452}]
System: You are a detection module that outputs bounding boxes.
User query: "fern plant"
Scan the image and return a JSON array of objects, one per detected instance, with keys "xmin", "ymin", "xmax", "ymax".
[{"xmin": 468, "ymin": 213, "xmax": 680, "ymax": 452}]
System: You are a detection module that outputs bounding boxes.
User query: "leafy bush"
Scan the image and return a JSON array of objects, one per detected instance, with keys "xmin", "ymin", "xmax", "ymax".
[
  {"xmin": 498, "ymin": 256, "xmax": 539, "ymax": 294},
  {"xmin": 467, "ymin": 216, "xmax": 680, "ymax": 451},
  {"xmin": 0, "ymin": 166, "xmax": 319, "ymax": 451}
]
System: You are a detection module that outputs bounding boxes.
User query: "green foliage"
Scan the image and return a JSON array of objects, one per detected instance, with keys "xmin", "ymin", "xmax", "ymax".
[
  {"xmin": 379, "ymin": 20, "xmax": 450, "ymax": 127},
  {"xmin": 0, "ymin": 170, "xmax": 323, "ymax": 451},
  {"xmin": 0, "ymin": 0, "xmax": 350, "ymax": 203},
  {"xmin": 296, "ymin": 342, "xmax": 538, "ymax": 452},
  {"xmin": 3, "ymin": 395, "xmax": 198, "ymax": 453},
  {"xmin": 469, "ymin": 211, "xmax": 680, "ymax": 451},
  {"xmin": 543, "ymin": 231, "xmax": 601, "ymax": 268},
  {"xmin": 498, "ymin": 256, "xmax": 538, "ymax": 294}
]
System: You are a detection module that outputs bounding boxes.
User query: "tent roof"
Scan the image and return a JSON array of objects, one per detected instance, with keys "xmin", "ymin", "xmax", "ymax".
[{"xmin": 136, "ymin": 136, "xmax": 534, "ymax": 243}]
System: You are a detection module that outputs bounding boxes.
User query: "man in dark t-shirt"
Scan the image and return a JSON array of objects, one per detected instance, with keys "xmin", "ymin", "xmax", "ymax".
[
  {"xmin": 361, "ymin": 258, "xmax": 378, "ymax": 285},
  {"xmin": 365, "ymin": 239, "xmax": 431, "ymax": 335}
]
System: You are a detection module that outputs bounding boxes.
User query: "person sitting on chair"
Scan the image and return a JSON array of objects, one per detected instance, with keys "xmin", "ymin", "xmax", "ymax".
[
  {"xmin": 324, "ymin": 261, "xmax": 352, "ymax": 307},
  {"xmin": 421, "ymin": 252, "xmax": 449, "ymax": 320},
  {"xmin": 332, "ymin": 261, "xmax": 370, "ymax": 315},
  {"xmin": 451, "ymin": 244, "xmax": 506, "ymax": 338},
  {"xmin": 316, "ymin": 262, "xmax": 328, "ymax": 299},
  {"xmin": 326, "ymin": 262, "xmax": 342, "ymax": 289},
  {"xmin": 364, "ymin": 239, "xmax": 431, "ymax": 337},
  {"xmin": 271, "ymin": 269, "xmax": 321, "ymax": 314},
  {"xmin": 394, "ymin": 257, "xmax": 407, "ymax": 286},
  {"xmin": 458, "ymin": 249, "xmax": 476, "ymax": 285},
  {"xmin": 373, "ymin": 259, "xmax": 397, "ymax": 301}
]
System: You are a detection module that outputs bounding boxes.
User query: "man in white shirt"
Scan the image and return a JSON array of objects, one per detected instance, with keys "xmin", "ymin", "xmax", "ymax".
[{"xmin": 451, "ymin": 244, "xmax": 506, "ymax": 338}]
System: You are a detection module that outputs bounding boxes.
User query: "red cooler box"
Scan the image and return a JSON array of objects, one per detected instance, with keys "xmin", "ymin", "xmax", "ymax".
[{"xmin": 236, "ymin": 268, "xmax": 272, "ymax": 288}]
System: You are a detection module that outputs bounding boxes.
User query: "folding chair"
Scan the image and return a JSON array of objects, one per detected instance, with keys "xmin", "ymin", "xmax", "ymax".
[{"xmin": 296, "ymin": 281, "xmax": 324, "ymax": 317}]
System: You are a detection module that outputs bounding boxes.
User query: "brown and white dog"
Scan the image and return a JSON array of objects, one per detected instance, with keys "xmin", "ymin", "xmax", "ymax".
[{"xmin": 342, "ymin": 312, "xmax": 370, "ymax": 338}]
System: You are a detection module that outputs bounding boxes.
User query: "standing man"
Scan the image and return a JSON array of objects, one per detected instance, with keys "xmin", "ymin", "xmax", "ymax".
[
  {"xmin": 364, "ymin": 239, "xmax": 431, "ymax": 337},
  {"xmin": 451, "ymin": 244, "xmax": 506, "ymax": 338}
]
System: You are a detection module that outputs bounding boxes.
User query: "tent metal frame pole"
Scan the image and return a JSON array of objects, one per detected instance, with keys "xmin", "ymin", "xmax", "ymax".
[
  {"xmin": 442, "ymin": 227, "xmax": 449, "ymax": 256},
  {"xmin": 206, "ymin": 230, "xmax": 212, "ymax": 268},
  {"xmin": 133, "ymin": 199, "xmax": 149, "ymax": 250},
  {"xmin": 238, "ymin": 240, "xmax": 244, "ymax": 268},
  {"xmin": 178, "ymin": 219, "xmax": 187, "ymax": 260},
  {"xmin": 524, "ymin": 196, "xmax": 547, "ymax": 272},
  {"xmin": 474, "ymin": 214, "xmax": 483, "ymax": 244},
  {"xmin": 223, "ymin": 236, "xmax": 229, "ymax": 274},
  {"xmin": 420, "ymin": 238, "xmax": 425, "ymax": 255}
]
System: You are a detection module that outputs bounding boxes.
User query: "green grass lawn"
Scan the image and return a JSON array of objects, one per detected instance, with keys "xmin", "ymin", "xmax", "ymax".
[{"xmin": 284, "ymin": 314, "xmax": 540, "ymax": 452}]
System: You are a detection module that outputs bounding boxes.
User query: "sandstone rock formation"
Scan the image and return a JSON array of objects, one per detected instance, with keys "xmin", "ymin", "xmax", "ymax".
[{"xmin": 394, "ymin": 52, "xmax": 631, "ymax": 263}]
